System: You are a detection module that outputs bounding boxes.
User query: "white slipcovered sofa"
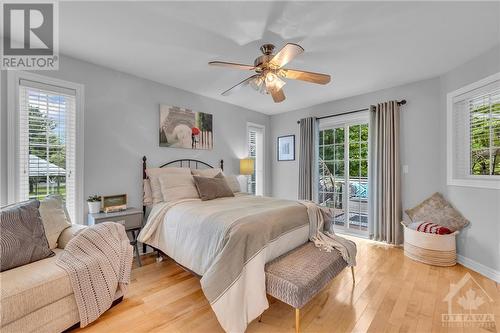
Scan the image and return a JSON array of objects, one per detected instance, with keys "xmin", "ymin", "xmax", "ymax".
[{"xmin": 0, "ymin": 224, "xmax": 123, "ymax": 333}]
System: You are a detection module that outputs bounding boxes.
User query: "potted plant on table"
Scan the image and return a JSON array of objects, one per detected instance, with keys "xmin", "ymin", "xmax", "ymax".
[{"xmin": 87, "ymin": 195, "xmax": 101, "ymax": 214}]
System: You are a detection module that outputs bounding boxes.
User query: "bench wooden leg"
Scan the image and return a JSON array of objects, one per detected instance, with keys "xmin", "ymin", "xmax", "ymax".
[
  {"xmin": 351, "ymin": 266, "xmax": 355, "ymax": 285},
  {"xmin": 295, "ymin": 308, "xmax": 300, "ymax": 333},
  {"xmin": 258, "ymin": 314, "xmax": 262, "ymax": 322}
]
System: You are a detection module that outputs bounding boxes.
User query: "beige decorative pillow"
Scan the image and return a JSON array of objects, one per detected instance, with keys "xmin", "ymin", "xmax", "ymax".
[
  {"xmin": 405, "ymin": 192, "xmax": 469, "ymax": 232},
  {"xmin": 146, "ymin": 167, "xmax": 191, "ymax": 204},
  {"xmin": 158, "ymin": 173, "xmax": 200, "ymax": 202},
  {"xmin": 193, "ymin": 173, "xmax": 235, "ymax": 201},
  {"xmin": 191, "ymin": 168, "xmax": 224, "ymax": 178},
  {"xmin": 224, "ymin": 175, "xmax": 242, "ymax": 193},
  {"xmin": 39, "ymin": 195, "xmax": 72, "ymax": 249},
  {"xmin": 143, "ymin": 179, "xmax": 153, "ymax": 206}
]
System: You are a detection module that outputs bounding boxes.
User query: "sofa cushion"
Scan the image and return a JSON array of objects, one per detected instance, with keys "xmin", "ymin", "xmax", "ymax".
[
  {"xmin": 39, "ymin": 195, "xmax": 72, "ymax": 249},
  {"xmin": 0, "ymin": 249, "xmax": 73, "ymax": 325},
  {"xmin": 0, "ymin": 200, "xmax": 54, "ymax": 272}
]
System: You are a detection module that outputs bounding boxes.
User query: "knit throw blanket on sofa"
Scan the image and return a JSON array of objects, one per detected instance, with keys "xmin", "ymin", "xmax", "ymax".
[{"xmin": 56, "ymin": 222, "xmax": 133, "ymax": 327}]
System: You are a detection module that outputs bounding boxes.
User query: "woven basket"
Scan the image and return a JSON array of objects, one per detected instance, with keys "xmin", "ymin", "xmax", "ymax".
[{"xmin": 401, "ymin": 222, "xmax": 459, "ymax": 267}]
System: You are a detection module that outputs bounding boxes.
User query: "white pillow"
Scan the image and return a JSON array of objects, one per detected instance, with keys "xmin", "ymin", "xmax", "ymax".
[
  {"xmin": 224, "ymin": 175, "xmax": 242, "ymax": 193},
  {"xmin": 159, "ymin": 173, "xmax": 200, "ymax": 202},
  {"xmin": 191, "ymin": 168, "xmax": 224, "ymax": 178},
  {"xmin": 146, "ymin": 167, "xmax": 191, "ymax": 204},
  {"xmin": 39, "ymin": 195, "xmax": 72, "ymax": 249},
  {"xmin": 143, "ymin": 179, "xmax": 153, "ymax": 206}
]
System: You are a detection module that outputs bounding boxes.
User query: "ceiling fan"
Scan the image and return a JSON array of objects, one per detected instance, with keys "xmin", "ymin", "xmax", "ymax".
[{"xmin": 209, "ymin": 43, "xmax": 331, "ymax": 103}]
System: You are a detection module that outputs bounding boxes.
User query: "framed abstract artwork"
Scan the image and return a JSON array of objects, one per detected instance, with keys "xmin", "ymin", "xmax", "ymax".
[
  {"xmin": 277, "ymin": 135, "xmax": 295, "ymax": 161},
  {"xmin": 159, "ymin": 104, "xmax": 213, "ymax": 150}
]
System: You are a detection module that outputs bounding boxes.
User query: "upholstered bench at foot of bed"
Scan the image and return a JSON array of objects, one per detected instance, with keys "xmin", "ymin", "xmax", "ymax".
[{"xmin": 263, "ymin": 242, "xmax": 354, "ymax": 333}]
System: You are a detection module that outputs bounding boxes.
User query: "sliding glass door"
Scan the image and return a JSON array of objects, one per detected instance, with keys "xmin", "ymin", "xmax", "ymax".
[{"xmin": 318, "ymin": 117, "xmax": 369, "ymax": 235}]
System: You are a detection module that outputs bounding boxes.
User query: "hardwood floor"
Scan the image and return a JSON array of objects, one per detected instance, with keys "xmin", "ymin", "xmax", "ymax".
[{"xmin": 73, "ymin": 238, "xmax": 499, "ymax": 333}]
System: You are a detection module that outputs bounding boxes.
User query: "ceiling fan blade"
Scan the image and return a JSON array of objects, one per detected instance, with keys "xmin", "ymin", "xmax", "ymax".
[
  {"xmin": 269, "ymin": 43, "xmax": 304, "ymax": 68},
  {"xmin": 282, "ymin": 69, "xmax": 331, "ymax": 85},
  {"xmin": 209, "ymin": 61, "xmax": 255, "ymax": 71},
  {"xmin": 269, "ymin": 88, "xmax": 285, "ymax": 103},
  {"xmin": 221, "ymin": 74, "xmax": 260, "ymax": 96}
]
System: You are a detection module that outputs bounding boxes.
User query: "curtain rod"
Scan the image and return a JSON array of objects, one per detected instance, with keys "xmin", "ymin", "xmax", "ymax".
[{"xmin": 296, "ymin": 99, "xmax": 406, "ymax": 124}]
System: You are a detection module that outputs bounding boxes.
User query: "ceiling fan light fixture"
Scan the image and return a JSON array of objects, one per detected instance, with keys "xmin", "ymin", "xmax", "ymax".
[
  {"xmin": 209, "ymin": 43, "xmax": 330, "ymax": 103},
  {"xmin": 265, "ymin": 73, "xmax": 285, "ymax": 93}
]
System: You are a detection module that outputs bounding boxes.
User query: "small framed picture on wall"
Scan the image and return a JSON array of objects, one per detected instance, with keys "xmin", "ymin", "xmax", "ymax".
[{"xmin": 277, "ymin": 135, "xmax": 295, "ymax": 161}]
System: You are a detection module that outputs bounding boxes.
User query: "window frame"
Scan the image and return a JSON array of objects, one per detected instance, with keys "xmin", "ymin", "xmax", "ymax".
[
  {"xmin": 7, "ymin": 71, "xmax": 85, "ymax": 223},
  {"xmin": 246, "ymin": 122, "xmax": 265, "ymax": 196},
  {"xmin": 446, "ymin": 72, "xmax": 500, "ymax": 189}
]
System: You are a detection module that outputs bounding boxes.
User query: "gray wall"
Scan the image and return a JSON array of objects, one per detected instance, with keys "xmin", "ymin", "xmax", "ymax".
[
  {"xmin": 270, "ymin": 77, "xmax": 443, "ymax": 212},
  {"xmin": 439, "ymin": 45, "xmax": 500, "ymax": 271},
  {"xmin": 0, "ymin": 55, "xmax": 271, "ymax": 219},
  {"xmin": 270, "ymin": 45, "xmax": 499, "ymax": 272}
]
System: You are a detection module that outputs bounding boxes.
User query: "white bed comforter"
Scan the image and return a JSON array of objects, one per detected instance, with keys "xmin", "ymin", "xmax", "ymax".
[{"xmin": 138, "ymin": 194, "xmax": 356, "ymax": 333}]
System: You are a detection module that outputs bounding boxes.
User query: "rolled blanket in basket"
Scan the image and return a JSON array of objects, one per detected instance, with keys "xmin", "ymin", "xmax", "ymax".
[{"xmin": 408, "ymin": 221, "xmax": 451, "ymax": 235}]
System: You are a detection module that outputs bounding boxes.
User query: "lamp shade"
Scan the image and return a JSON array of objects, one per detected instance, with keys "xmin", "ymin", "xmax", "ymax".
[{"xmin": 240, "ymin": 158, "xmax": 255, "ymax": 175}]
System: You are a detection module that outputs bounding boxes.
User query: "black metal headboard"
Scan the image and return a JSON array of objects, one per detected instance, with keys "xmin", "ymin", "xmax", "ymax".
[{"xmin": 142, "ymin": 156, "xmax": 224, "ymax": 213}]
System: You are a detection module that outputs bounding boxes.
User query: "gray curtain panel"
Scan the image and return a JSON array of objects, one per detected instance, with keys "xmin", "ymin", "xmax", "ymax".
[
  {"xmin": 298, "ymin": 117, "xmax": 318, "ymax": 200},
  {"xmin": 368, "ymin": 101, "xmax": 402, "ymax": 244}
]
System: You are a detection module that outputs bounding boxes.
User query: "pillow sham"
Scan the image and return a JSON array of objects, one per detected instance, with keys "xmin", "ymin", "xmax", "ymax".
[
  {"xmin": 224, "ymin": 175, "xmax": 242, "ymax": 193},
  {"xmin": 0, "ymin": 200, "xmax": 55, "ymax": 272},
  {"xmin": 191, "ymin": 168, "xmax": 224, "ymax": 178},
  {"xmin": 158, "ymin": 173, "xmax": 200, "ymax": 202},
  {"xmin": 193, "ymin": 173, "xmax": 235, "ymax": 201},
  {"xmin": 405, "ymin": 192, "xmax": 469, "ymax": 232},
  {"xmin": 39, "ymin": 195, "xmax": 72, "ymax": 249},
  {"xmin": 146, "ymin": 167, "xmax": 191, "ymax": 204},
  {"xmin": 143, "ymin": 179, "xmax": 153, "ymax": 206}
]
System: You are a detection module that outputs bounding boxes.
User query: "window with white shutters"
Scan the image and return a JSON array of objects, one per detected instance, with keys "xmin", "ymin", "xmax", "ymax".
[
  {"xmin": 14, "ymin": 76, "xmax": 81, "ymax": 222},
  {"xmin": 447, "ymin": 73, "xmax": 500, "ymax": 189},
  {"xmin": 247, "ymin": 124, "xmax": 264, "ymax": 195},
  {"xmin": 247, "ymin": 130, "xmax": 257, "ymax": 194}
]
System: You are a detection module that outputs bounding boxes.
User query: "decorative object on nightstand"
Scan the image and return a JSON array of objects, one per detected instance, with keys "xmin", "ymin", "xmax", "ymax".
[
  {"xmin": 101, "ymin": 194, "xmax": 127, "ymax": 213},
  {"xmin": 87, "ymin": 195, "xmax": 101, "ymax": 214},
  {"xmin": 88, "ymin": 207, "xmax": 144, "ymax": 266}
]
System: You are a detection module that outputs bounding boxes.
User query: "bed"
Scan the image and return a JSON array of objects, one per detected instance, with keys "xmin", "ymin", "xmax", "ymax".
[{"xmin": 137, "ymin": 157, "xmax": 354, "ymax": 333}]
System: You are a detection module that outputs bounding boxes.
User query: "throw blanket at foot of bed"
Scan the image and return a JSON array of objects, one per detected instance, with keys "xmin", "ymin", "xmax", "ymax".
[
  {"xmin": 56, "ymin": 222, "xmax": 133, "ymax": 327},
  {"xmin": 138, "ymin": 195, "xmax": 356, "ymax": 333}
]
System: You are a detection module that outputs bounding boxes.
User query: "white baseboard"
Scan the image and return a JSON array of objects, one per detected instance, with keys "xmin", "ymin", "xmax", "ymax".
[{"xmin": 457, "ymin": 254, "xmax": 500, "ymax": 283}]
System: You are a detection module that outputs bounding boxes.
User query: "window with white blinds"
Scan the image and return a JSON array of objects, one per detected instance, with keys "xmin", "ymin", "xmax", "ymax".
[
  {"xmin": 247, "ymin": 130, "xmax": 257, "ymax": 194},
  {"xmin": 18, "ymin": 79, "xmax": 78, "ymax": 221},
  {"xmin": 247, "ymin": 124, "xmax": 264, "ymax": 195},
  {"xmin": 447, "ymin": 73, "xmax": 500, "ymax": 189}
]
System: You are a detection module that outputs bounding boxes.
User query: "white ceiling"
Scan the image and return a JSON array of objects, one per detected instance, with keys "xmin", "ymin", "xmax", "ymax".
[{"xmin": 59, "ymin": 1, "xmax": 500, "ymax": 115}]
